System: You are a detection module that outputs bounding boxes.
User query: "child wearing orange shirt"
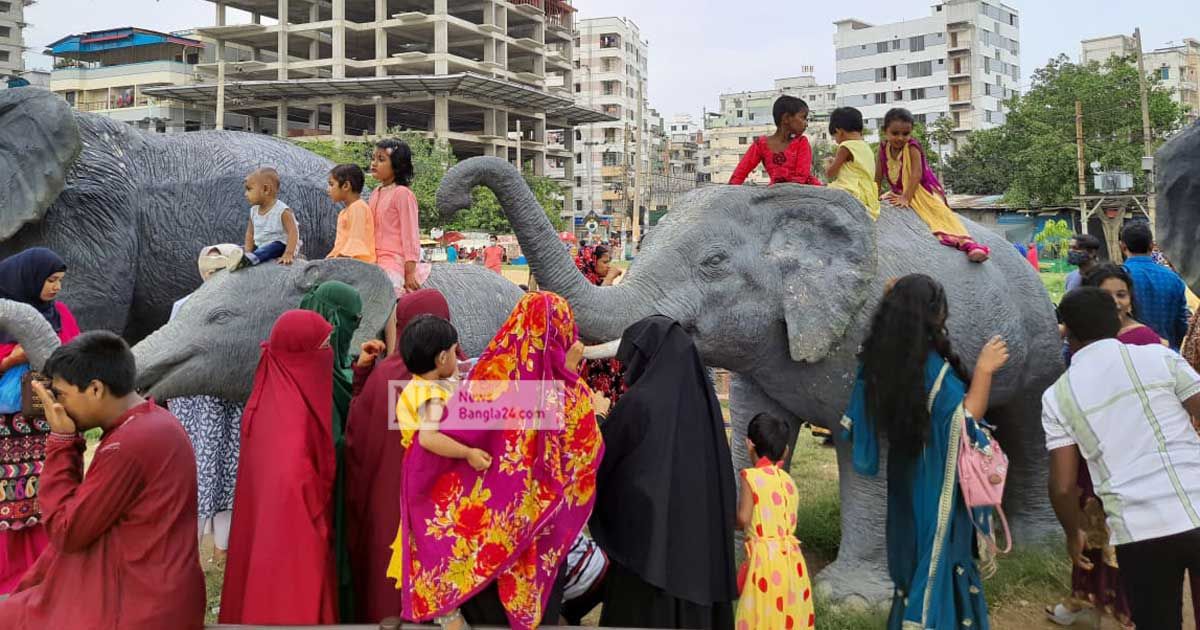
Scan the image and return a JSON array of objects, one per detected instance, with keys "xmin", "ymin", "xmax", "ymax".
[{"xmin": 325, "ymin": 164, "xmax": 376, "ymax": 263}]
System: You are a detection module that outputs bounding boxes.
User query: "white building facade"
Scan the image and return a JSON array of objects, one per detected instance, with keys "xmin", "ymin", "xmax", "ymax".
[
  {"xmin": 1082, "ymin": 35, "xmax": 1200, "ymax": 124},
  {"xmin": 834, "ymin": 0, "xmax": 1021, "ymax": 147},
  {"xmin": 0, "ymin": 0, "xmax": 30, "ymax": 80},
  {"xmin": 572, "ymin": 16, "xmax": 650, "ymax": 236}
]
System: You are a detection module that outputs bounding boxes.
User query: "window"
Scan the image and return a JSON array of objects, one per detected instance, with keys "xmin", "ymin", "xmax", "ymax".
[
  {"xmin": 875, "ymin": 67, "xmax": 888, "ymax": 82},
  {"xmin": 1160, "ymin": 67, "xmax": 1170, "ymax": 80},
  {"xmin": 574, "ymin": 83, "xmax": 581, "ymax": 93},
  {"xmin": 983, "ymin": 57, "xmax": 992, "ymax": 73},
  {"xmin": 748, "ymin": 113, "xmax": 755, "ymax": 120},
  {"xmin": 874, "ymin": 92, "xmax": 888, "ymax": 104},
  {"xmin": 914, "ymin": 113, "xmax": 927, "ymax": 124},
  {"xmin": 575, "ymin": 153, "xmax": 582, "ymax": 164},
  {"xmin": 894, "ymin": 90, "xmax": 903, "ymax": 101},
  {"xmin": 0, "ymin": 50, "xmax": 8, "ymax": 63},
  {"xmin": 155, "ymin": 120, "xmax": 167, "ymax": 133},
  {"xmin": 984, "ymin": 83, "xmax": 993, "ymax": 96},
  {"xmin": 603, "ymin": 152, "xmax": 621, "ymax": 166},
  {"xmin": 892, "ymin": 40, "xmax": 900, "ymax": 50},
  {"xmin": 738, "ymin": 136, "xmax": 748, "ymax": 145},
  {"xmin": 576, "ymin": 200, "xmax": 583, "ymax": 212},
  {"xmin": 910, "ymin": 88, "xmax": 926, "ymax": 100},
  {"xmin": 671, "ymin": 125, "xmax": 677, "ymax": 131},
  {"xmin": 985, "ymin": 110, "xmax": 994, "ymax": 123},
  {"xmin": 876, "ymin": 42, "xmax": 889, "ymax": 54},
  {"xmin": 575, "ymin": 176, "xmax": 582, "ymax": 187},
  {"xmin": 574, "ymin": 60, "xmax": 580, "ymax": 69},
  {"xmin": 603, "ymin": 200, "xmax": 615, "ymax": 213},
  {"xmin": 574, "ymin": 129, "xmax": 582, "ymax": 141},
  {"xmin": 600, "ymin": 34, "xmax": 619, "ymax": 48},
  {"xmin": 0, "ymin": 26, "xmax": 9, "ymax": 38},
  {"xmin": 0, "ymin": 2, "xmax": 10, "ymax": 12},
  {"xmin": 909, "ymin": 36, "xmax": 925, "ymax": 52},
  {"xmin": 736, "ymin": 110, "xmax": 743, "ymax": 118},
  {"xmin": 907, "ymin": 61, "xmax": 933, "ymax": 78}
]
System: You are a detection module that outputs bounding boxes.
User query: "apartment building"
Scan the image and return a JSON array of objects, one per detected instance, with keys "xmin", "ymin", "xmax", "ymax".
[
  {"xmin": 143, "ymin": 0, "xmax": 610, "ymax": 203},
  {"xmin": 572, "ymin": 16, "xmax": 650, "ymax": 236},
  {"xmin": 0, "ymin": 0, "xmax": 30, "ymax": 80},
  {"xmin": 834, "ymin": 0, "xmax": 1021, "ymax": 148},
  {"xmin": 46, "ymin": 28, "xmax": 251, "ymax": 133},
  {"xmin": 1082, "ymin": 35, "xmax": 1200, "ymax": 123},
  {"xmin": 705, "ymin": 72, "xmax": 836, "ymax": 185}
]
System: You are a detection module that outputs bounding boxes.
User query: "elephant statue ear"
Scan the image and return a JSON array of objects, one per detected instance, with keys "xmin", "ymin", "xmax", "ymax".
[
  {"xmin": 0, "ymin": 88, "xmax": 82, "ymax": 240},
  {"xmin": 0, "ymin": 299, "xmax": 62, "ymax": 371},
  {"xmin": 763, "ymin": 187, "xmax": 878, "ymax": 363},
  {"xmin": 293, "ymin": 258, "xmax": 399, "ymax": 348},
  {"xmin": 1156, "ymin": 121, "xmax": 1200, "ymax": 293}
]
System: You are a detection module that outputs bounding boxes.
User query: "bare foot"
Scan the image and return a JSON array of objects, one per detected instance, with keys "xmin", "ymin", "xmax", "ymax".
[{"xmin": 967, "ymin": 249, "xmax": 990, "ymax": 263}]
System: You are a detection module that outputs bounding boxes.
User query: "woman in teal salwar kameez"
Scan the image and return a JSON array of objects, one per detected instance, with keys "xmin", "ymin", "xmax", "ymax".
[{"xmin": 840, "ymin": 274, "xmax": 1009, "ymax": 630}]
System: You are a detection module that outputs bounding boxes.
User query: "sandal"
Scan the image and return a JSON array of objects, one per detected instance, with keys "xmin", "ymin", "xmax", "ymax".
[{"xmin": 434, "ymin": 609, "xmax": 472, "ymax": 630}]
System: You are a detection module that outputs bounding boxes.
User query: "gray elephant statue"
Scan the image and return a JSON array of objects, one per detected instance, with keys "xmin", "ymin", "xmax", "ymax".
[
  {"xmin": 438, "ymin": 156, "xmax": 1063, "ymax": 604},
  {"xmin": 1156, "ymin": 119, "xmax": 1200, "ymax": 292},
  {"xmin": 0, "ymin": 87, "xmax": 341, "ymax": 343},
  {"xmin": 133, "ymin": 258, "xmax": 525, "ymax": 401},
  {"xmin": 0, "ymin": 299, "xmax": 63, "ymax": 371}
]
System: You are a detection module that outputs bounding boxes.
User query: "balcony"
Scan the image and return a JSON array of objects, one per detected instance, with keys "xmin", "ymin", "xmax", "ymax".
[
  {"xmin": 601, "ymin": 189, "xmax": 625, "ymax": 201},
  {"xmin": 51, "ymin": 60, "xmax": 196, "ymax": 85},
  {"xmin": 601, "ymin": 166, "xmax": 624, "ymax": 177}
]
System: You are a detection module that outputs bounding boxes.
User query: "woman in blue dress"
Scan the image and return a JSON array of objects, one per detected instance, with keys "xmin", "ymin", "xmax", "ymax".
[{"xmin": 840, "ymin": 274, "xmax": 1009, "ymax": 629}]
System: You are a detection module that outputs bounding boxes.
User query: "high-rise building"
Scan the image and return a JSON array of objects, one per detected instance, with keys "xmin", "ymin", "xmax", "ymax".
[
  {"xmin": 0, "ymin": 0, "xmax": 31, "ymax": 81},
  {"xmin": 834, "ymin": 0, "xmax": 1021, "ymax": 149},
  {"xmin": 1082, "ymin": 35, "xmax": 1200, "ymax": 124},
  {"xmin": 143, "ymin": 0, "xmax": 611, "ymax": 208},
  {"xmin": 572, "ymin": 16, "xmax": 650, "ymax": 238},
  {"xmin": 705, "ymin": 72, "xmax": 836, "ymax": 185}
]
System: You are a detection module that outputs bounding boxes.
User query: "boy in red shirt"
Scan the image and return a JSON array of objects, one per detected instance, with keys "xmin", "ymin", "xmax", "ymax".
[
  {"xmin": 0, "ymin": 332, "xmax": 205, "ymax": 630},
  {"xmin": 729, "ymin": 95, "xmax": 824, "ymax": 186},
  {"xmin": 483, "ymin": 234, "xmax": 507, "ymax": 274}
]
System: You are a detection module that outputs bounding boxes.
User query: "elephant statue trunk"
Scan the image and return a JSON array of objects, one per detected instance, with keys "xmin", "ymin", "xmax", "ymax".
[
  {"xmin": 436, "ymin": 157, "xmax": 645, "ymax": 342},
  {"xmin": 0, "ymin": 299, "xmax": 63, "ymax": 370}
]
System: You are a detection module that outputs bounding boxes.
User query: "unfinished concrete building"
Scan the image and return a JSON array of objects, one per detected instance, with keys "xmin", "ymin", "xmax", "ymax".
[{"xmin": 144, "ymin": 0, "xmax": 611, "ymax": 195}]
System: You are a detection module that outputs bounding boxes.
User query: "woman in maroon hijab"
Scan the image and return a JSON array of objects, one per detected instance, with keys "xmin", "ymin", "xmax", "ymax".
[
  {"xmin": 343, "ymin": 288, "xmax": 462, "ymax": 623},
  {"xmin": 219, "ymin": 310, "xmax": 338, "ymax": 624}
]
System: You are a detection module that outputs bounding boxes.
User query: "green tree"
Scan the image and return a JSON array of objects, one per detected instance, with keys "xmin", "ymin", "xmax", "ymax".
[
  {"xmin": 942, "ymin": 127, "xmax": 1012, "ymax": 194},
  {"xmin": 811, "ymin": 140, "xmax": 836, "ymax": 183},
  {"xmin": 999, "ymin": 54, "xmax": 1184, "ymax": 208},
  {"xmin": 298, "ymin": 131, "xmax": 564, "ymax": 232},
  {"xmin": 926, "ymin": 115, "xmax": 956, "ymax": 176},
  {"xmin": 1035, "ymin": 218, "xmax": 1075, "ymax": 259}
]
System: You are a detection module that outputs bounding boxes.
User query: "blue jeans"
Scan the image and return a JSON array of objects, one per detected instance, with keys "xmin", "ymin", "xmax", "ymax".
[{"xmin": 248, "ymin": 240, "xmax": 286, "ymax": 264}]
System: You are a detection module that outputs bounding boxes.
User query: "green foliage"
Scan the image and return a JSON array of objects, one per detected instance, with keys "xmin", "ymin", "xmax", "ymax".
[
  {"xmin": 943, "ymin": 127, "xmax": 1012, "ymax": 194},
  {"xmin": 1042, "ymin": 272, "xmax": 1067, "ymax": 303},
  {"xmin": 811, "ymin": 141, "xmax": 837, "ymax": 184},
  {"xmin": 945, "ymin": 54, "xmax": 1184, "ymax": 207},
  {"xmin": 297, "ymin": 130, "xmax": 565, "ymax": 233},
  {"xmin": 1035, "ymin": 219, "xmax": 1075, "ymax": 259}
]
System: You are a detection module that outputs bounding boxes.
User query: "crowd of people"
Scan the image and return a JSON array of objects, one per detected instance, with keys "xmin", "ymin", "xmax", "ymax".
[{"xmin": 0, "ymin": 97, "xmax": 1198, "ymax": 630}]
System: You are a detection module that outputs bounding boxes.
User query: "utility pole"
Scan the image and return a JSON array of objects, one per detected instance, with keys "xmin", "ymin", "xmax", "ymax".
[
  {"xmin": 515, "ymin": 119, "xmax": 522, "ymax": 173},
  {"xmin": 622, "ymin": 120, "xmax": 631, "ymax": 245},
  {"xmin": 1075, "ymin": 100, "xmax": 1088, "ymax": 235},
  {"xmin": 1134, "ymin": 28, "xmax": 1156, "ymax": 232}
]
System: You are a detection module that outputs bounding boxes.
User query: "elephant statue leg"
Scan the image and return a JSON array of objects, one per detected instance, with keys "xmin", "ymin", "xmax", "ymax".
[
  {"xmin": 988, "ymin": 396, "xmax": 1058, "ymax": 543},
  {"xmin": 728, "ymin": 373, "xmax": 801, "ymax": 477},
  {"xmin": 815, "ymin": 435, "xmax": 893, "ymax": 606}
]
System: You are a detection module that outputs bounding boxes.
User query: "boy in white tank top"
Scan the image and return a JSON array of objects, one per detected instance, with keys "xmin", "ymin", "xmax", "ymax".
[{"xmin": 234, "ymin": 167, "xmax": 301, "ymax": 270}]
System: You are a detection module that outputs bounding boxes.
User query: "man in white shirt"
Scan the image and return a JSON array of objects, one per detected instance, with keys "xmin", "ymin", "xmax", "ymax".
[{"xmin": 1044, "ymin": 287, "xmax": 1200, "ymax": 629}]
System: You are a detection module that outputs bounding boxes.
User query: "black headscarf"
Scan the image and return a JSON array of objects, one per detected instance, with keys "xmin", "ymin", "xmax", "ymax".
[
  {"xmin": 0, "ymin": 248, "xmax": 67, "ymax": 344},
  {"xmin": 589, "ymin": 315, "xmax": 738, "ymax": 606}
]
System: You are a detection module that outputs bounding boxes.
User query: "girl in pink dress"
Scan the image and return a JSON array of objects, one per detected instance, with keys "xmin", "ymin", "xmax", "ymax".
[{"xmin": 369, "ymin": 139, "xmax": 430, "ymax": 298}]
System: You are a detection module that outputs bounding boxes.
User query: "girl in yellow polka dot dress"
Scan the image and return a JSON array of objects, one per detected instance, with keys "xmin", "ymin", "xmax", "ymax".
[{"xmin": 736, "ymin": 413, "xmax": 814, "ymax": 630}]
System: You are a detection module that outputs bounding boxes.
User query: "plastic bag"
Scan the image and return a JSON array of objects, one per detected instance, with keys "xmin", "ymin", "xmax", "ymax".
[{"xmin": 0, "ymin": 363, "xmax": 30, "ymax": 414}]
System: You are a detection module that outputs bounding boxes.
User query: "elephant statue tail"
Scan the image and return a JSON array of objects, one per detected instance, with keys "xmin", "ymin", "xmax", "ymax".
[
  {"xmin": 0, "ymin": 88, "xmax": 83, "ymax": 241},
  {"xmin": 0, "ymin": 299, "xmax": 63, "ymax": 370}
]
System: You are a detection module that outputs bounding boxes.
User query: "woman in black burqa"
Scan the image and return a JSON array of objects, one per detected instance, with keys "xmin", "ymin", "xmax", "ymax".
[{"xmin": 589, "ymin": 315, "xmax": 737, "ymax": 629}]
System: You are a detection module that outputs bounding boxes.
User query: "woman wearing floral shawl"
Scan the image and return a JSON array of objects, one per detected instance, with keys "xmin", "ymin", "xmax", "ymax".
[
  {"xmin": 392, "ymin": 291, "xmax": 604, "ymax": 630},
  {"xmin": 574, "ymin": 245, "xmax": 626, "ymax": 404}
]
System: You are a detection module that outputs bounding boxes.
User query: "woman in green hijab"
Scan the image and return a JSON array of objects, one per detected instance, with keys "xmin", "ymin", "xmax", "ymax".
[{"xmin": 299, "ymin": 280, "xmax": 363, "ymax": 622}]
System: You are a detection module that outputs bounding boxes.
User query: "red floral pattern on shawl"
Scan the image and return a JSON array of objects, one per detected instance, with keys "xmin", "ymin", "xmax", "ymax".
[
  {"xmin": 574, "ymin": 247, "xmax": 626, "ymax": 405},
  {"xmin": 397, "ymin": 292, "xmax": 603, "ymax": 629}
]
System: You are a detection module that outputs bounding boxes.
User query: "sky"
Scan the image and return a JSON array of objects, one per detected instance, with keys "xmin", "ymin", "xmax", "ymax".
[{"xmin": 25, "ymin": 0, "xmax": 1198, "ymax": 120}]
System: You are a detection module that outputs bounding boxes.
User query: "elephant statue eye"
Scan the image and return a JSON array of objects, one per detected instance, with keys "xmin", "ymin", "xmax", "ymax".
[
  {"xmin": 702, "ymin": 253, "xmax": 729, "ymax": 268},
  {"xmin": 206, "ymin": 309, "xmax": 236, "ymax": 326}
]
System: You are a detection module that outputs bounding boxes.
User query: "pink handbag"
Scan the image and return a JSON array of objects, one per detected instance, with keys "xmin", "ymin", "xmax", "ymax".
[{"xmin": 957, "ymin": 414, "xmax": 1012, "ymax": 554}]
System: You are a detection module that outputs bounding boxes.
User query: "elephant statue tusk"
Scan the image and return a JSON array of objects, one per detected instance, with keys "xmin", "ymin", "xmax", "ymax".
[{"xmin": 583, "ymin": 338, "xmax": 621, "ymax": 360}]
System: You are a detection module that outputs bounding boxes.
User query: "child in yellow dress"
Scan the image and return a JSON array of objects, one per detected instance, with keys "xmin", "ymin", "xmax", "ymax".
[
  {"xmin": 825, "ymin": 106, "xmax": 880, "ymax": 219},
  {"xmin": 876, "ymin": 107, "xmax": 990, "ymax": 262},
  {"xmin": 735, "ymin": 413, "xmax": 814, "ymax": 630},
  {"xmin": 386, "ymin": 314, "xmax": 491, "ymax": 630}
]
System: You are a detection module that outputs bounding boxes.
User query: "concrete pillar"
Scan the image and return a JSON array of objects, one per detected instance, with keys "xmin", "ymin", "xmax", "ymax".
[
  {"xmin": 375, "ymin": 0, "xmax": 387, "ymax": 76},
  {"xmin": 332, "ymin": 0, "xmax": 346, "ymax": 78},
  {"xmin": 434, "ymin": 93, "xmax": 450, "ymax": 139},
  {"xmin": 310, "ymin": 3, "xmax": 320, "ymax": 61},
  {"xmin": 252, "ymin": 11, "xmax": 262, "ymax": 25},
  {"xmin": 375, "ymin": 102, "xmax": 387, "ymax": 136},
  {"xmin": 310, "ymin": 107, "xmax": 320, "ymax": 129},
  {"xmin": 332, "ymin": 99, "xmax": 346, "ymax": 146},
  {"xmin": 277, "ymin": 0, "xmax": 290, "ymax": 80},
  {"xmin": 215, "ymin": 2, "xmax": 227, "ymax": 26},
  {"xmin": 277, "ymin": 101, "xmax": 289, "ymax": 137},
  {"xmin": 433, "ymin": 0, "xmax": 448, "ymax": 74}
]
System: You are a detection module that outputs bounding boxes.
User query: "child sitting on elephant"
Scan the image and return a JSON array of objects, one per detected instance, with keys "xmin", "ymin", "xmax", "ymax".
[
  {"xmin": 825, "ymin": 106, "xmax": 880, "ymax": 219},
  {"xmin": 235, "ymin": 167, "xmax": 302, "ymax": 269},
  {"xmin": 729, "ymin": 96, "xmax": 823, "ymax": 186},
  {"xmin": 325, "ymin": 164, "xmax": 376, "ymax": 264},
  {"xmin": 370, "ymin": 139, "xmax": 429, "ymax": 295}
]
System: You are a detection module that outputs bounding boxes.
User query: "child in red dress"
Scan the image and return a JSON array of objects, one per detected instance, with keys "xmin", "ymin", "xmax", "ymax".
[{"xmin": 729, "ymin": 96, "xmax": 823, "ymax": 186}]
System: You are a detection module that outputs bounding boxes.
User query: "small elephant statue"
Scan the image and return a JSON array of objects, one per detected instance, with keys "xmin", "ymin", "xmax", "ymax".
[
  {"xmin": 0, "ymin": 87, "xmax": 341, "ymax": 343},
  {"xmin": 438, "ymin": 156, "xmax": 1065, "ymax": 605},
  {"xmin": 133, "ymin": 258, "xmax": 525, "ymax": 402}
]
